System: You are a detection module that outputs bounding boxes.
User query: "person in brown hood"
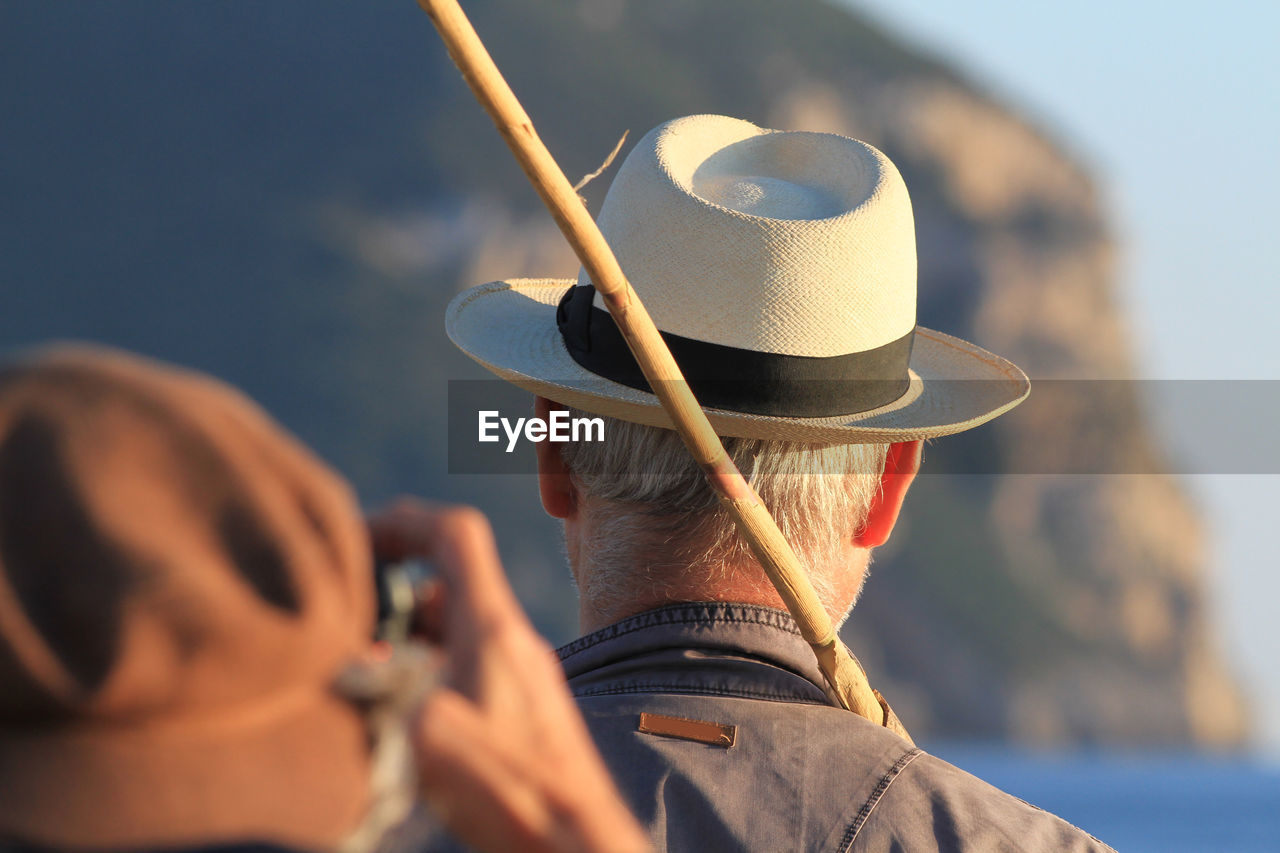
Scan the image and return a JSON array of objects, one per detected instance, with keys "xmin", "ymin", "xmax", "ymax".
[{"xmin": 0, "ymin": 344, "xmax": 646, "ymax": 853}]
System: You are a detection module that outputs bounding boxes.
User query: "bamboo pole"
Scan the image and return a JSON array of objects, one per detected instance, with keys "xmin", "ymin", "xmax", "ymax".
[{"xmin": 416, "ymin": 0, "xmax": 910, "ymax": 742}]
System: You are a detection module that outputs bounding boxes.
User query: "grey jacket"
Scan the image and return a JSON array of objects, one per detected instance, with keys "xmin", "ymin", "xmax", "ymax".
[{"xmin": 558, "ymin": 603, "xmax": 1115, "ymax": 852}]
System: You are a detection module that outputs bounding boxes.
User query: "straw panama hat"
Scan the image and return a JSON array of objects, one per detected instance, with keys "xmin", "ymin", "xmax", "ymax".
[{"xmin": 447, "ymin": 114, "xmax": 1029, "ymax": 442}]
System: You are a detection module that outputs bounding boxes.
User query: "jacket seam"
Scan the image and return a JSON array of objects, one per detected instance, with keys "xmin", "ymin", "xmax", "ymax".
[
  {"xmin": 572, "ymin": 683, "xmax": 831, "ymax": 705},
  {"xmin": 557, "ymin": 603, "xmax": 803, "ymax": 662},
  {"xmin": 837, "ymin": 746, "xmax": 923, "ymax": 852}
]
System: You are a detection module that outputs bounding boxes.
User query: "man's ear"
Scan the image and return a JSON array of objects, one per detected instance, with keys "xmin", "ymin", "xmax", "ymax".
[
  {"xmin": 534, "ymin": 396, "xmax": 576, "ymax": 520},
  {"xmin": 854, "ymin": 440, "xmax": 922, "ymax": 548}
]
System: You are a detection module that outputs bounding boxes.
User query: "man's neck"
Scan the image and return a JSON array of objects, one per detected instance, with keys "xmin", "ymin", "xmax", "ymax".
[{"xmin": 569, "ymin": 539, "xmax": 869, "ymax": 635}]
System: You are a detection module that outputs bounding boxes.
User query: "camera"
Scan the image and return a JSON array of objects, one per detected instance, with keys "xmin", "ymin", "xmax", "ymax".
[{"xmin": 373, "ymin": 558, "xmax": 433, "ymax": 643}]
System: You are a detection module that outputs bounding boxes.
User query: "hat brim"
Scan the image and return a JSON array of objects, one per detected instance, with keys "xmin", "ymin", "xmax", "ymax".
[
  {"xmin": 0, "ymin": 687, "xmax": 370, "ymax": 849},
  {"xmin": 447, "ymin": 279, "xmax": 1029, "ymax": 443}
]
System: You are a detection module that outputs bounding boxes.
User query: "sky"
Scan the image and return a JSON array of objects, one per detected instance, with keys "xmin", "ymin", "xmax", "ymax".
[{"xmin": 844, "ymin": 0, "xmax": 1280, "ymax": 751}]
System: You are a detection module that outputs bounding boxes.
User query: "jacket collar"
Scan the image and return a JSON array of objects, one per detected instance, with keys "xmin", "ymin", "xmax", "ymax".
[{"xmin": 556, "ymin": 602, "xmax": 837, "ymax": 706}]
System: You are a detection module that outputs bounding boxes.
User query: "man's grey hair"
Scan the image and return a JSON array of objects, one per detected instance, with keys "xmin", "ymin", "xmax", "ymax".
[{"xmin": 558, "ymin": 408, "xmax": 888, "ymax": 619}]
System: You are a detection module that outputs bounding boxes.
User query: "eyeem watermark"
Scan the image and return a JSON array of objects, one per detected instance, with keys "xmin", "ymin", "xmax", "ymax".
[
  {"xmin": 453, "ymin": 378, "xmax": 1280, "ymax": 474},
  {"xmin": 478, "ymin": 409, "xmax": 605, "ymax": 452}
]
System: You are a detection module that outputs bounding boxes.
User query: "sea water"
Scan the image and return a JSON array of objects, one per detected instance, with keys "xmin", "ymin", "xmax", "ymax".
[{"xmin": 929, "ymin": 745, "xmax": 1280, "ymax": 852}]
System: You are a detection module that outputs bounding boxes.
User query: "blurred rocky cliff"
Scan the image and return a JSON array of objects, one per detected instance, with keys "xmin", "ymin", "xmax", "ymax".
[{"xmin": 0, "ymin": 0, "xmax": 1247, "ymax": 745}]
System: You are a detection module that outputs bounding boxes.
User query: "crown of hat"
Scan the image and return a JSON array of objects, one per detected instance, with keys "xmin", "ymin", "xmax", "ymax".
[
  {"xmin": 0, "ymin": 347, "xmax": 372, "ymax": 724},
  {"xmin": 0, "ymin": 346, "xmax": 375, "ymax": 849},
  {"xmin": 578, "ymin": 114, "xmax": 917, "ymax": 357},
  {"xmin": 444, "ymin": 113, "xmax": 1028, "ymax": 443}
]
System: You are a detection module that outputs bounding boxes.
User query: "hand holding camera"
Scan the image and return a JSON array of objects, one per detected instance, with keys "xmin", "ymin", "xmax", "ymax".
[{"xmin": 367, "ymin": 498, "xmax": 650, "ymax": 853}]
